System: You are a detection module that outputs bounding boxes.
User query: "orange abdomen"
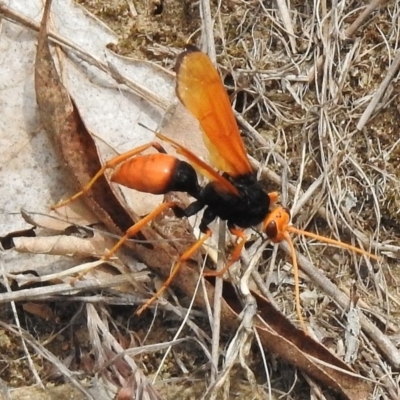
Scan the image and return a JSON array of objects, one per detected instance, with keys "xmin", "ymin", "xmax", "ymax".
[{"xmin": 111, "ymin": 153, "xmax": 178, "ymax": 194}]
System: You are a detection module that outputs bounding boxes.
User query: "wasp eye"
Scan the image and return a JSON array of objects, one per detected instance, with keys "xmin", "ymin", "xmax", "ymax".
[{"xmin": 265, "ymin": 220, "xmax": 278, "ymax": 240}]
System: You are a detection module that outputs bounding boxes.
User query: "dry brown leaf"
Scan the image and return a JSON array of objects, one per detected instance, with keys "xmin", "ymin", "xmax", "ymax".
[
  {"xmin": 33, "ymin": 0, "xmax": 196, "ymax": 282},
  {"xmin": 21, "ymin": 206, "xmax": 98, "ymax": 232},
  {"xmin": 26, "ymin": 2, "xmax": 375, "ymax": 398},
  {"xmin": 13, "ymin": 233, "xmax": 110, "ymax": 258},
  {"xmin": 22, "ymin": 302, "xmax": 57, "ymax": 322}
]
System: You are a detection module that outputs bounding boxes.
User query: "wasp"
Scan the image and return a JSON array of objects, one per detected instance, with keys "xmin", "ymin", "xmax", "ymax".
[{"xmin": 54, "ymin": 45, "xmax": 377, "ymax": 328}]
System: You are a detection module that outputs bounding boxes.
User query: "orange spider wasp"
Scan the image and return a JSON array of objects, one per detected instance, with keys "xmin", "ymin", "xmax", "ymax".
[{"xmin": 54, "ymin": 45, "xmax": 377, "ymax": 329}]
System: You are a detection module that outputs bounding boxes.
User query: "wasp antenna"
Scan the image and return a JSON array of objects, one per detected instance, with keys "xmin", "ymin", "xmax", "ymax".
[
  {"xmin": 286, "ymin": 226, "xmax": 378, "ymax": 261},
  {"xmin": 282, "ymin": 231, "xmax": 307, "ymax": 332},
  {"xmin": 138, "ymin": 122, "xmax": 158, "ymax": 134}
]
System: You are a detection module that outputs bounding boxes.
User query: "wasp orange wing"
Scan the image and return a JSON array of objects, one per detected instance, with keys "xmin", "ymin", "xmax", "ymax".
[{"xmin": 175, "ymin": 45, "xmax": 253, "ymax": 177}]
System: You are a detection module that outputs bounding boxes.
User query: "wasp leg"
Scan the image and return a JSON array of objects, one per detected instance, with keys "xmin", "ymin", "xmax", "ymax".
[
  {"xmin": 136, "ymin": 229, "xmax": 212, "ymax": 315},
  {"xmin": 203, "ymin": 225, "xmax": 247, "ymax": 277},
  {"xmin": 70, "ymin": 201, "xmax": 178, "ymax": 283},
  {"xmin": 268, "ymin": 191, "xmax": 279, "ymax": 204},
  {"xmin": 103, "ymin": 201, "xmax": 177, "ymax": 260}
]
